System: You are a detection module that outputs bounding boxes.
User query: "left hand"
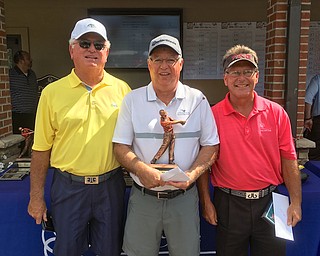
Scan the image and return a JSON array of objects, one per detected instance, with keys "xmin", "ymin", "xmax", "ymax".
[
  {"xmin": 166, "ymin": 180, "xmax": 192, "ymax": 190},
  {"xmin": 165, "ymin": 172, "xmax": 194, "ymax": 190},
  {"xmin": 287, "ymin": 203, "xmax": 302, "ymax": 227}
]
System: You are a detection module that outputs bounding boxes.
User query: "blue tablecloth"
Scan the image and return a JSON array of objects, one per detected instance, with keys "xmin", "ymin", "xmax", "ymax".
[
  {"xmin": 1, "ymin": 168, "xmax": 319, "ymax": 256},
  {"xmin": 0, "ymin": 169, "xmax": 53, "ymax": 255},
  {"xmin": 0, "ymin": 169, "xmax": 215, "ymax": 256},
  {"xmin": 278, "ymin": 168, "xmax": 320, "ymax": 256},
  {"xmin": 305, "ymin": 160, "xmax": 320, "ymax": 178}
]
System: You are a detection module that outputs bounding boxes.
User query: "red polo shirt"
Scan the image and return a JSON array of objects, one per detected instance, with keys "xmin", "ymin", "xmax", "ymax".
[{"xmin": 211, "ymin": 92, "xmax": 297, "ymax": 190}]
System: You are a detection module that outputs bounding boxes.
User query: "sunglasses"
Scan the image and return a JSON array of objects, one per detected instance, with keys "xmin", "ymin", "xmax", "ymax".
[{"xmin": 76, "ymin": 40, "xmax": 106, "ymax": 51}]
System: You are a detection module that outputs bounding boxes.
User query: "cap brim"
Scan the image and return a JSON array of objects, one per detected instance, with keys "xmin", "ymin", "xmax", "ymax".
[
  {"xmin": 73, "ymin": 30, "xmax": 107, "ymax": 41},
  {"xmin": 226, "ymin": 59, "xmax": 258, "ymax": 70}
]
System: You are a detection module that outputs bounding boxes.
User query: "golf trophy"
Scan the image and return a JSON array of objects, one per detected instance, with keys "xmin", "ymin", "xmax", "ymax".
[{"xmin": 149, "ymin": 109, "xmax": 186, "ymax": 173}]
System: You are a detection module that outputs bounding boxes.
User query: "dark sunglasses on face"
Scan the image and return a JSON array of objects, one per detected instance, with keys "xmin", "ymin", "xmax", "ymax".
[{"xmin": 77, "ymin": 40, "xmax": 106, "ymax": 51}]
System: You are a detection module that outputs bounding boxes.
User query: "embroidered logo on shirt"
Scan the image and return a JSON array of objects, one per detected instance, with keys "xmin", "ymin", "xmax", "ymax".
[
  {"xmin": 259, "ymin": 122, "xmax": 272, "ymax": 132},
  {"xmin": 111, "ymin": 102, "xmax": 118, "ymax": 108},
  {"xmin": 177, "ymin": 109, "xmax": 190, "ymax": 116}
]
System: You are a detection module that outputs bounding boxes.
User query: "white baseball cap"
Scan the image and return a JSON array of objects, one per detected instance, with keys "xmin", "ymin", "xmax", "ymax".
[
  {"xmin": 148, "ymin": 34, "xmax": 182, "ymax": 56},
  {"xmin": 70, "ymin": 18, "xmax": 108, "ymax": 41}
]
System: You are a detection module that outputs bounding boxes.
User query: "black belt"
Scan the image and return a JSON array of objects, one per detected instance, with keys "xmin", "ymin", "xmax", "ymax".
[
  {"xmin": 133, "ymin": 182, "xmax": 195, "ymax": 200},
  {"xmin": 218, "ymin": 185, "xmax": 277, "ymax": 199},
  {"xmin": 56, "ymin": 167, "xmax": 120, "ymax": 184}
]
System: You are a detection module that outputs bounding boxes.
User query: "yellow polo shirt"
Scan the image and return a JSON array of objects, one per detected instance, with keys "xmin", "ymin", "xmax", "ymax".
[{"xmin": 33, "ymin": 69, "xmax": 131, "ymax": 176}]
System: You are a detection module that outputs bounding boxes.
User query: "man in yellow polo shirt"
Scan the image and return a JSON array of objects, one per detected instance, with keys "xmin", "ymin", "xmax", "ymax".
[{"xmin": 27, "ymin": 18, "xmax": 131, "ymax": 256}]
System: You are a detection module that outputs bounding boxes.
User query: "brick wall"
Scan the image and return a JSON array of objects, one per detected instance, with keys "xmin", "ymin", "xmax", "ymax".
[
  {"xmin": 0, "ymin": 0, "xmax": 11, "ymax": 138},
  {"xmin": 265, "ymin": 0, "xmax": 311, "ymax": 138},
  {"xmin": 265, "ymin": 0, "xmax": 288, "ymax": 107},
  {"xmin": 298, "ymin": 1, "xmax": 311, "ymax": 138}
]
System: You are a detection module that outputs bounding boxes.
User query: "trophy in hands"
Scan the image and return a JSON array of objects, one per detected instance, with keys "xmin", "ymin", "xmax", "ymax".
[{"xmin": 150, "ymin": 109, "xmax": 186, "ymax": 172}]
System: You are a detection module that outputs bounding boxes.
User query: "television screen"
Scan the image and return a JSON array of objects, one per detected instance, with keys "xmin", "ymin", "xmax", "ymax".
[{"xmin": 89, "ymin": 9, "xmax": 182, "ymax": 68}]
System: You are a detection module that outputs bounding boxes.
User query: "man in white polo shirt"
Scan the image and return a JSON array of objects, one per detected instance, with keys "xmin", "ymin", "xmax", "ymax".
[{"xmin": 113, "ymin": 34, "xmax": 220, "ymax": 256}]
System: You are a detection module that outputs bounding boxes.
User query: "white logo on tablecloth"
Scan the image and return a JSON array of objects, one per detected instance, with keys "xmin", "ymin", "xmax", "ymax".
[{"xmin": 42, "ymin": 230, "xmax": 56, "ymax": 256}]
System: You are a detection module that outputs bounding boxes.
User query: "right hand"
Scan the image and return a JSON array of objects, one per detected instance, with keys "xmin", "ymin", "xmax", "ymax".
[
  {"xmin": 304, "ymin": 119, "xmax": 313, "ymax": 131},
  {"xmin": 28, "ymin": 196, "xmax": 47, "ymax": 224},
  {"xmin": 136, "ymin": 166, "xmax": 165, "ymax": 189},
  {"xmin": 201, "ymin": 200, "xmax": 218, "ymax": 226}
]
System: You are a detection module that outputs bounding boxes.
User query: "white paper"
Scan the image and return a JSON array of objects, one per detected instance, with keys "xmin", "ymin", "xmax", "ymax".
[
  {"xmin": 272, "ymin": 192, "xmax": 294, "ymax": 241},
  {"xmin": 161, "ymin": 166, "xmax": 190, "ymax": 182}
]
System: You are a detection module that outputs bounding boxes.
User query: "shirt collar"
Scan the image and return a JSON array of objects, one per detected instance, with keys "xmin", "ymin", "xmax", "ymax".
[
  {"xmin": 146, "ymin": 81, "xmax": 186, "ymax": 102},
  {"xmin": 223, "ymin": 91, "xmax": 267, "ymax": 116},
  {"xmin": 14, "ymin": 65, "xmax": 29, "ymax": 76},
  {"xmin": 69, "ymin": 68, "xmax": 110, "ymax": 89}
]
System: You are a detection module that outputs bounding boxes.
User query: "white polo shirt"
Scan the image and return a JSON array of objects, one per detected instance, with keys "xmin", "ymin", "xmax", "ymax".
[{"xmin": 113, "ymin": 81, "xmax": 219, "ymax": 189}]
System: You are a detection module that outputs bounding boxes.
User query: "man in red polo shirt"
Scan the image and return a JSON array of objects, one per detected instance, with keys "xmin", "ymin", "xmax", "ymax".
[{"xmin": 198, "ymin": 45, "xmax": 302, "ymax": 256}]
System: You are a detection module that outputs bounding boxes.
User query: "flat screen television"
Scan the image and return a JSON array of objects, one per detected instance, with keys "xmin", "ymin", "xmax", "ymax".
[{"xmin": 88, "ymin": 9, "xmax": 182, "ymax": 68}]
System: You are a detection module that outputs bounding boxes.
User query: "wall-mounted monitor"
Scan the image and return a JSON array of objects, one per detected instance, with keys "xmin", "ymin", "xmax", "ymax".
[{"xmin": 88, "ymin": 9, "xmax": 182, "ymax": 68}]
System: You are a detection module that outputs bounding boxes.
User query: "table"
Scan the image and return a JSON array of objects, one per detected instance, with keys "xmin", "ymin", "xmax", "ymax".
[
  {"xmin": 278, "ymin": 168, "xmax": 320, "ymax": 256},
  {"xmin": 0, "ymin": 169, "xmax": 215, "ymax": 256},
  {"xmin": 0, "ymin": 169, "xmax": 53, "ymax": 255},
  {"xmin": 1, "ymin": 168, "xmax": 319, "ymax": 256},
  {"xmin": 305, "ymin": 160, "xmax": 320, "ymax": 178}
]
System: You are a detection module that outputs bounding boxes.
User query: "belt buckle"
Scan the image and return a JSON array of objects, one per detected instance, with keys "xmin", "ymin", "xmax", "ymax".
[
  {"xmin": 157, "ymin": 192, "xmax": 169, "ymax": 200},
  {"xmin": 84, "ymin": 176, "xmax": 99, "ymax": 184},
  {"xmin": 245, "ymin": 191, "xmax": 259, "ymax": 199}
]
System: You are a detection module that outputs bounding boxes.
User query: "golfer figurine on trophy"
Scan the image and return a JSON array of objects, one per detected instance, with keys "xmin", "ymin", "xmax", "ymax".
[{"xmin": 150, "ymin": 109, "xmax": 186, "ymax": 172}]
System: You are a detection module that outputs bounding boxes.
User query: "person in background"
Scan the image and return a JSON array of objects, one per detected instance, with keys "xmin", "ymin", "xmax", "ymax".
[
  {"xmin": 304, "ymin": 74, "xmax": 320, "ymax": 160},
  {"xmin": 198, "ymin": 44, "xmax": 302, "ymax": 256},
  {"xmin": 113, "ymin": 34, "xmax": 219, "ymax": 256},
  {"xmin": 27, "ymin": 18, "xmax": 131, "ymax": 256},
  {"xmin": 9, "ymin": 50, "xmax": 38, "ymax": 133}
]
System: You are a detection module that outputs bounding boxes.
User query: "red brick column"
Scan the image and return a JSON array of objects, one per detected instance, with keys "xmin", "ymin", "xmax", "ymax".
[
  {"xmin": 0, "ymin": 0, "xmax": 11, "ymax": 138},
  {"xmin": 265, "ymin": 0, "xmax": 311, "ymax": 138},
  {"xmin": 297, "ymin": 0, "xmax": 311, "ymax": 138}
]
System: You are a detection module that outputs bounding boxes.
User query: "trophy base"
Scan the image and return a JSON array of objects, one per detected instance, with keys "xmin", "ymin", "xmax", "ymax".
[{"xmin": 148, "ymin": 164, "xmax": 177, "ymax": 173}]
